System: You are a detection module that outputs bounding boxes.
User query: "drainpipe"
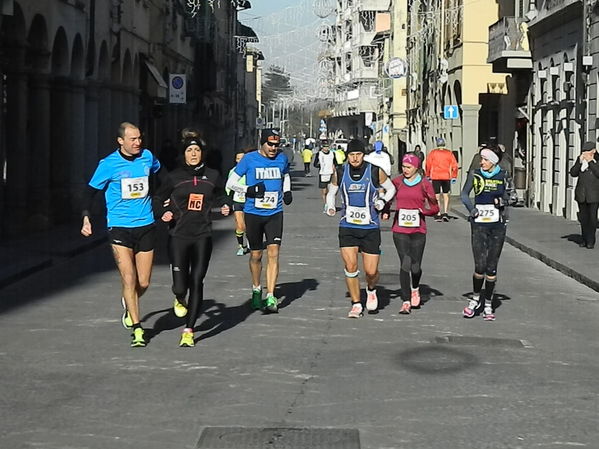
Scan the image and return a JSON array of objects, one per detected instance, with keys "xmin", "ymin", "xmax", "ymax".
[{"xmin": 86, "ymin": 0, "xmax": 96, "ymax": 78}]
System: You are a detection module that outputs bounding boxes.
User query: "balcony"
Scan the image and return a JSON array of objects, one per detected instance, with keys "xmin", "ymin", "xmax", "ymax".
[
  {"xmin": 356, "ymin": 0, "xmax": 390, "ymax": 12},
  {"xmin": 487, "ymin": 17, "xmax": 532, "ymax": 73}
]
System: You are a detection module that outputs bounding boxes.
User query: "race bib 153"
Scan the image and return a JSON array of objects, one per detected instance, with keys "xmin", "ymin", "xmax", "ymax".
[{"xmin": 121, "ymin": 176, "xmax": 149, "ymax": 199}]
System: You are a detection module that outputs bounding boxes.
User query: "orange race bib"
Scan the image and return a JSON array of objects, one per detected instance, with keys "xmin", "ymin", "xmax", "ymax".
[{"xmin": 188, "ymin": 193, "xmax": 204, "ymax": 211}]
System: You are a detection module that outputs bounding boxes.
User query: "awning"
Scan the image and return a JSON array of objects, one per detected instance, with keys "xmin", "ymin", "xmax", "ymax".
[
  {"xmin": 144, "ymin": 60, "xmax": 167, "ymax": 98},
  {"xmin": 236, "ymin": 22, "xmax": 259, "ymax": 42}
]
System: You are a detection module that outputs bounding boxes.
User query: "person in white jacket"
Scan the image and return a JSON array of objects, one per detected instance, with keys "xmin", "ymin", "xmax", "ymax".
[
  {"xmin": 314, "ymin": 140, "xmax": 338, "ymax": 212},
  {"xmin": 364, "ymin": 140, "xmax": 394, "ymax": 177}
]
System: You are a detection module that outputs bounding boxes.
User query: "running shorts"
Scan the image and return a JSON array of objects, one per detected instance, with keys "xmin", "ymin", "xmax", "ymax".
[
  {"xmin": 245, "ymin": 212, "xmax": 283, "ymax": 250},
  {"xmin": 432, "ymin": 180, "xmax": 451, "ymax": 194},
  {"xmin": 108, "ymin": 223, "xmax": 156, "ymax": 253},
  {"xmin": 318, "ymin": 175, "xmax": 332, "ymax": 189},
  {"xmin": 232, "ymin": 201, "xmax": 245, "ymax": 212},
  {"xmin": 338, "ymin": 226, "xmax": 381, "ymax": 255}
]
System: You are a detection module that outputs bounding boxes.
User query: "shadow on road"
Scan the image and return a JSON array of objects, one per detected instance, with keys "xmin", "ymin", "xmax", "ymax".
[
  {"xmin": 277, "ymin": 278, "xmax": 319, "ymax": 310},
  {"xmin": 372, "ymin": 283, "xmax": 444, "ymax": 313},
  {"xmin": 561, "ymin": 233, "xmax": 584, "ymax": 246}
]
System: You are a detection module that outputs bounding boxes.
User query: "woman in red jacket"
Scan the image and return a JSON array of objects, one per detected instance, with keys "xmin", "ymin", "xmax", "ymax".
[{"xmin": 383, "ymin": 153, "xmax": 439, "ymax": 314}]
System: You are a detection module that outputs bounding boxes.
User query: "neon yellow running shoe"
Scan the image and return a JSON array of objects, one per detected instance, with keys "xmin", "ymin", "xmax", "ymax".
[
  {"xmin": 121, "ymin": 297, "xmax": 133, "ymax": 329},
  {"xmin": 179, "ymin": 330, "xmax": 195, "ymax": 347},
  {"xmin": 130, "ymin": 327, "xmax": 146, "ymax": 347},
  {"xmin": 173, "ymin": 298, "xmax": 188, "ymax": 318}
]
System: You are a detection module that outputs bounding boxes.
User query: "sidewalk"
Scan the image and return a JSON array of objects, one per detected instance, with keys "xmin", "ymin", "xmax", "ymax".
[
  {"xmin": 2, "ymin": 195, "xmax": 599, "ymax": 295},
  {"xmin": 0, "ymin": 221, "xmax": 107, "ymax": 289}
]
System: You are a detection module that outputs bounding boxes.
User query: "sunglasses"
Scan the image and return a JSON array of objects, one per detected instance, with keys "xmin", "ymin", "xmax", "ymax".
[{"xmin": 266, "ymin": 141, "xmax": 279, "ymax": 147}]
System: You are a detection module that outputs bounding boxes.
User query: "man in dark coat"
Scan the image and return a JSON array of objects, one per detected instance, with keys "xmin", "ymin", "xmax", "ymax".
[{"xmin": 570, "ymin": 141, "xmax": 599, "ymax": 249}]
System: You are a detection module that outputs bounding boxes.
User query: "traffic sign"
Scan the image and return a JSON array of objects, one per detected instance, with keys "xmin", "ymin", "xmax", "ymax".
[
  {"xmin": 443, "ymin": 105, "xmax": 459, "ymax": 120},
  {"xmin": 169, "ymin": 74, "xmax": 186, "ymax": 104}
]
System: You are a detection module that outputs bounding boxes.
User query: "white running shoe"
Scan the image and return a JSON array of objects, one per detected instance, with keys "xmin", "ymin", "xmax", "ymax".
[
  {"xmin": 347, "ymin": 303, "xmax": 363, "ymax": 318},
  {"xmin": 366, "ymin": 290, "xmax": 378, "ymax": 311}
]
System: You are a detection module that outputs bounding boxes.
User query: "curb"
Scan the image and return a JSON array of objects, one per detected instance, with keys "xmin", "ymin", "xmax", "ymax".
[{"xmin": 451, "ymin": 208, "xmax": 599, "ymax": 294}]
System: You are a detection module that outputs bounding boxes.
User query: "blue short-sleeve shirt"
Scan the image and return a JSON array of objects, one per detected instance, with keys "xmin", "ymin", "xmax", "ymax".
[
  {"xmin": 234, "ymin": 151, "xmax": 289, "ymax": 216},
  {"xmin": 89, "ymin": 149, "xmax": 161, "ymax": 227}
]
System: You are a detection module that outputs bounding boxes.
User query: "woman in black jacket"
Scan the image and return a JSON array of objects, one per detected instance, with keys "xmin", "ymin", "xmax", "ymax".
[
  {"xmin": 570, "ymin": 141, "xmax": 599, "ymax": 249},
  {"xmin": 159, "ymin": 137, "xmax": 230, "ymax": 346}
]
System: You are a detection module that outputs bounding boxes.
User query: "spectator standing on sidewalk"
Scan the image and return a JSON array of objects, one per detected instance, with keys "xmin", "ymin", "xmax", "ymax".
[
  {"xmin": 413, "ymin": 144, "xmax": 426, "ymax": 167},
  {"xmin": 570, "ymin": 141, "xmax": 599, "ymax": 249},
  {"xmin": 425, "ymin": 137, "xmax": 458, "ymax": 222}
]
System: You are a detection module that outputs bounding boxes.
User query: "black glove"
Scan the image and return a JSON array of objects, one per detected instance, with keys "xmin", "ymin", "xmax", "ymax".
[
  {"xmin": 469, "ymin": 207, "xmax": 480, "ymax": 219},
  {"xmin": 283, "ymin": 191, "xmax": 293, "ymax": 205},
  {"xmin": 245, "ymin": 182, "xmax": 265, "ymax": 198},
  {"xmin": 493, "ymin": 197, "xmax": 505, "ymax": 208}
]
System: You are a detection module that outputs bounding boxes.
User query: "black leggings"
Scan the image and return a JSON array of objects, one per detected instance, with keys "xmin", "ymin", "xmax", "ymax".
[
  {"xmin": 168, "ymin": 236, "xmax": 213, "ymax": 329},
  {"xmin": 471, "ymin": 223, "xmax": 506, "ymax": 276},
  {"xmin": 392, "ymin": 232, "xmax": 426, "ymax": 302}
]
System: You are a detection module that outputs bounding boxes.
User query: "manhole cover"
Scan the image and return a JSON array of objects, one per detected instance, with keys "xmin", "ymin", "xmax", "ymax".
[
  {"xmin": 435, "ymin": 336, "xmax": 529, "ymax": 348},
  {"xmin": 197, "ymin": 427, "xmax": 360, "ymax": 449}
]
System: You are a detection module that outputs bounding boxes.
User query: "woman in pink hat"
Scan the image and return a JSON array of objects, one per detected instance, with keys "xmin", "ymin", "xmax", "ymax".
[{"xmin": 382, "ymin": 153, "xmax": 439, "ymax": 314}]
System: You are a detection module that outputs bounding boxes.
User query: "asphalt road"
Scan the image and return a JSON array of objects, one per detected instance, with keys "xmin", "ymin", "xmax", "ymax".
[{"xmin": 1, "ymin": 167, "xmax": 598, "ymax": 449}]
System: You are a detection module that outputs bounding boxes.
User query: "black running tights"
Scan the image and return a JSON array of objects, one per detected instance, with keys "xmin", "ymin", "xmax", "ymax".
[
  {"xmin": 168, "ymin": 236, "xmax": 213, "ymax": 329},
  {"xmin": 392, "ymin": 232, "xmax": 426, "ymax": 302},
  {"xmin": 471, "ymin": 223, "xmax": 506, "ymax": 277}
]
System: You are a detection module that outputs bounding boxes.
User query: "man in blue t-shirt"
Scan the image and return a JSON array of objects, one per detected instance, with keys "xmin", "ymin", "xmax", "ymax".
[
  {"xmin": 81, "ymin": 122, "xmax": 167, "ymax": 347},
  {"xmin": 226, "ymin": 129, "xmax": 292, "ymax": 313}
]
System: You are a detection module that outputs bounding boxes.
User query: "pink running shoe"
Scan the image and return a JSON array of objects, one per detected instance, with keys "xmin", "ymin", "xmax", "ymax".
[
  {"xmin": 463, "ymin": 299, "xmax": 479, "ymax": 318},
  {"xmin": 347, "ymin": 303, "xmax": 363, "ymax": 318},
  {"xmin": 483, "ymin": 307, "xmax": 496, "ymax": 321},
  {"xmin": 410, "ymin": 289, "xmax": 421, "ymax": 308},
  {"xmin": 399, "ymin": 302, "xmax": 411, "ymax": 314}
]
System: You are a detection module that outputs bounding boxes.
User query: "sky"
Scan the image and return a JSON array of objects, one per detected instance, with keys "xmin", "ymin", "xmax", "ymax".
[{"xmin": 239, "ymin": 0, "xmax": 334, "ymax": 103}]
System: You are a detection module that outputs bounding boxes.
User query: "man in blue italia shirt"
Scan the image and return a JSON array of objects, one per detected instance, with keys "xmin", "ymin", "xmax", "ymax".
[{"xmin": 226, "ymin": 129, "xmax": 292, "ymax": 313}]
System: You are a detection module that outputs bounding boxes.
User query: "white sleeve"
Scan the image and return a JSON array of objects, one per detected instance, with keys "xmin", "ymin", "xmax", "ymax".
[
  {"xmin": 379, "ymin": 177, "xmax": 396, "ymax": 203},
  {"xmin": 283, "ymin": 173, "xmax": 291, "ymax": 192},
  {"xmin": 326, "ymin": 184, "xmax": 338, "ymax": 210},
  {"xmin": 225, "ymin": 171, "xmax": 248, "ymax": 194}
]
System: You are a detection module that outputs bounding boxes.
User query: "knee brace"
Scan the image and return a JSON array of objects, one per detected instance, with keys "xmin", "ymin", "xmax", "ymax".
[{"xmin": 344, "ymin": 269, "xmax": 360, "ymax": 278}]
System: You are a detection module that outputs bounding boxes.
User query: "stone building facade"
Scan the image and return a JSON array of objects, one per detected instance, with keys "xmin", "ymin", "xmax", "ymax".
[{"xmin": 0, "ymin": 0, "xmax": 259, "ymax": 238}]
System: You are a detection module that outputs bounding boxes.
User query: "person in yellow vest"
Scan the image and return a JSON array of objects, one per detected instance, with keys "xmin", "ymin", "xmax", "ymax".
[
  {"xmin": 302, "ymin": 145, "xmax": 314, "ymax": 177},
  {"xmin": 334, "ymin": 145, "xmax": 346, "ymax": 165}
]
